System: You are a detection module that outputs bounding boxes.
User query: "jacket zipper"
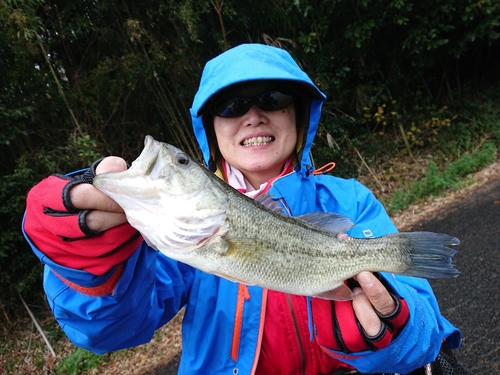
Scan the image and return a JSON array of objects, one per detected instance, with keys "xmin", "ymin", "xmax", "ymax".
[
  {"xmin": 277, "ymin": 189, "xmax": 307, "ymax": 373},
  {"xmin": 286, "ymin": 293, "xmax": 307, "ymax": 375},
  {"xmin": 250, "ymin": 289, "xmax": 267, "ymax": 374},
  {"xmin": 231, "ymin": 283, "xmax": 250, "ymax": 361}
]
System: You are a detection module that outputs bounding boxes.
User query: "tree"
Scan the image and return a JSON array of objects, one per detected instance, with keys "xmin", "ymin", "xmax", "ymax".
[{"xmin": 1, "ymin": 0, "xmax": 499, "ymax": 309}]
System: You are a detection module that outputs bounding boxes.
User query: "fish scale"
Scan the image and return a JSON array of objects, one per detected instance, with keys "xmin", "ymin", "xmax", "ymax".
[{"xmin": 93, "ymin": 135, "xmax": 460, "ymax": 300}]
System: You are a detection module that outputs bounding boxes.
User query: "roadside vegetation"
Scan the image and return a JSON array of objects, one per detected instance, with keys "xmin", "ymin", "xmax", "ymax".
[
  {"xmin": 1, "ymin": 0, "xmax": 500, "ymax": 373},
  {"xmin": 347, "ymin": 88, "xmax": 500, "ymax": 213}
]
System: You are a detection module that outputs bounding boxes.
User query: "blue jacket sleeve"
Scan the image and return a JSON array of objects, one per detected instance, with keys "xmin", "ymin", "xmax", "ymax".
[
  {"xmin": 314, "ymin": 177, "xmax": 462, "ymax": 373},
  {"xmin": 37, "ymin": 241, "xmax": 195, "ymax": 354}
]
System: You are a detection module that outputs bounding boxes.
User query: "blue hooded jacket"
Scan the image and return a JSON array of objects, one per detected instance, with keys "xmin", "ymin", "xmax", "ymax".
[{"xmin": 24, "ymin": 43, "xmax": 461, "ymax": 374}]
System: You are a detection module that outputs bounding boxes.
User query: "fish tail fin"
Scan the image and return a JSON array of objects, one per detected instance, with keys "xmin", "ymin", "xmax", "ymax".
[{"xmin": 392, "ymin": 231, "xmax": 460, "ymax": 279}]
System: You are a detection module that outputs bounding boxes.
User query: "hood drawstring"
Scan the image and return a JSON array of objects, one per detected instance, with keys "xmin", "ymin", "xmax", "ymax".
[{"xmin": 312, "ymin": 162, "xmax": 336, "ymax": 175}]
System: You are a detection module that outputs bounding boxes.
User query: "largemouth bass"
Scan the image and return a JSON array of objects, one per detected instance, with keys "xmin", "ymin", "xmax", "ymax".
[{"xmin": 93, "ymin": 135, "xmax": 459, "ymax": 300}]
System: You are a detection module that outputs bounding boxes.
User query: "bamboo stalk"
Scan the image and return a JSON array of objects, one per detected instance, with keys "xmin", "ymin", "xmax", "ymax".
[
  {"xmin": 322, "ymin": 109, "xmax": 385, "ymax": 192},
  {"xmin": 398, "ymin": 122, "xmax": 414, "ymax": 160},
  {"xmin": 350, "ymin": 140, "xmax": 385, "ymax": 193},
  {"xmin": 214, "ymin": 0, "xmax": 228, "ymax": 50},
  {"xmin": 35, "ymin": 33, "xmax": 82, "ymax": 137},
  {"xmin": 19, "ymin": 294, "xmax": 56, "ymax": 358}
]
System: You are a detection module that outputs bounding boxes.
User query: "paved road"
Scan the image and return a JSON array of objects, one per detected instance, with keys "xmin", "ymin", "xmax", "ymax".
[
  {"xmin": 409, "ymin": 178, "xmax": 500, "ymax": 374},
  {"xmin": 147, "ymin": 179, "xmax": 500, "ymax": 374}
]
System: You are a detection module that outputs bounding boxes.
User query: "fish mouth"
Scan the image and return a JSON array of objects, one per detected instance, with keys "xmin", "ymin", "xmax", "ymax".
[{"xmin": 241, "ymin": 136, "xmax": 275, "ymax": 146}]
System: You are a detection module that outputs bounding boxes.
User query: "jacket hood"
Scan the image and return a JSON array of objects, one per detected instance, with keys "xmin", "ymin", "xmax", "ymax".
[{"xmin": 190, "ymin": 43, "xmax": 326, "ymax": 175}]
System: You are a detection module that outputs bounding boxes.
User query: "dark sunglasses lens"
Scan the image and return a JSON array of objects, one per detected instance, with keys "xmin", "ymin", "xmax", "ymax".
[
  {"xmin": 258, "ymin": 91, "xmax": 293, "ymax": 110},
  {"xmin": 213, "ymin": 91, "xmax": 293, "ymax": 118},
  {"xmin": 215, "ymin": 97, "xmax": 251, "ymax": 117}
]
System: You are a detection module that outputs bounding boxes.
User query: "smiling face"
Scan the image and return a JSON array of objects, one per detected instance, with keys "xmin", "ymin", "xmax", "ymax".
[{"xmin": 212, "ymin": 82, "xmax": 297, "ymax": 189}]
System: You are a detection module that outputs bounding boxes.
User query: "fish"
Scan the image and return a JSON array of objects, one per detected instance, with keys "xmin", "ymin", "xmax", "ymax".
[{"xmin": 93, "ymin": 135, "xmax": 460, "ymax": 300}]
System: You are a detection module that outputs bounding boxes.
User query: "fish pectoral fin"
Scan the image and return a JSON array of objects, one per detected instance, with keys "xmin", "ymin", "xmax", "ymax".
[
  {"xmin": 313, "ymin": 284, "xmax": 355, "ymax": 301},
  {"xmin": 225, "ymin": 237, "xmax": 263, "ymax": 254},
  {"xmin": 205, "ymin": 237, "xmax": 231, "ymax": 255}
]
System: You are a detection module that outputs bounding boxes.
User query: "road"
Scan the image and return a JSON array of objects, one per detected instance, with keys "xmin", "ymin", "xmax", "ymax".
[
  {"xmin": 410, "ymin": 178, "xmax": 500, "ymax": 374},
  {"xmin": 146, "ymin": 178, "xmax": 500, "ymax": 374}
]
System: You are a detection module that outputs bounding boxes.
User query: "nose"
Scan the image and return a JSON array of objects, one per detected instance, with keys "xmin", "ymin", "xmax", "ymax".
[{"xmin": 243, "ymin": 105, "xmax": 266, "ymax": 126}]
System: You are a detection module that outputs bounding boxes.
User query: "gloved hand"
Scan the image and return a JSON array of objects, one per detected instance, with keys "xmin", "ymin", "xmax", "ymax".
[
  {"xmin": 312, "ymin": 272, "xmax": 410, "ymax": 353},
  {"xmin": 24, "ymin": 158, "xmax": 143, "ymax": 276}
]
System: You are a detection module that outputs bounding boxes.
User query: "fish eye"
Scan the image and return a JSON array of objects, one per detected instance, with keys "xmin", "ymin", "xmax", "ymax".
[{"xmin": 175, "ymin": 153, "xmax": 190, "ymax": 166}]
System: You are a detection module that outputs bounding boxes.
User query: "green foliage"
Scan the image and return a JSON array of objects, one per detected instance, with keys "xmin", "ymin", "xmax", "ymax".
[
  {"xmin": 387, "ymin": 141, "xmax": 497, "ymax": 214},
  {"xmin": 54, "ymin": 348, "xmax": 107, "ymax": 375},
  {"xmin": 1, "ymin": 0, "xmax": 500, "ymax": 310},
  {"xmin": 1, "ymin": 3, "xmax": 500, "ymax": 373},
  {"xmin": 0, "ymin": 134, "xmax": 102, "ymax": 307}
]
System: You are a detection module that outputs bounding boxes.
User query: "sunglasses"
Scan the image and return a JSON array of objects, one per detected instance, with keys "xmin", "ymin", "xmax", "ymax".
[{"xmin": 210, "ymin": 91, "xmax": 294, "ymax": 118}]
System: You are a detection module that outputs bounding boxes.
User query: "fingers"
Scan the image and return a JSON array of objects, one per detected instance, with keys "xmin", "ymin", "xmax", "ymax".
[
  {"xmin": 95, "ymin": 156, "xmax": 128, "ymax": 174},
  {"xmin": 70, "ymin": 156, "xmax": 127, "ymax": 212},
  {"xmin": 70, "ymin": 183, "xmax": 124, "ymax": 213},
  {"xmin": 85, "ymin": 210, "xmax": 128, "ymax": 232},
  {"xmin": 352, "ymin": 288, "xmax": 381, "ymax": 336},
  {"xmin": 352, "ymin": 272, "xmax": 397, "ymax": 336},
  {"xmin": 358, "ymin": 272, "xmax": 396, "ymax": 316},
  {"xmin": 69, "ymin": 156, "xmax": 129, "ymax": 231}
]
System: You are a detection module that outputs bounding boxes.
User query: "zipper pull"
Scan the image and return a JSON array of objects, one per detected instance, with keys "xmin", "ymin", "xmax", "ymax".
[
  {"xmin": 242, "ymin": 284, "xmax": 250, "ymax": 300},
  {"xmin": 231, "ymin": 284, "xmax": 251, "ymax": 362}
]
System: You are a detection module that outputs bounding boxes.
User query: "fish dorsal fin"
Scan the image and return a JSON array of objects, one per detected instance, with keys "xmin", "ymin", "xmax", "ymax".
[
  {"xmin": 254, "ymin": 192, "xmax": 354, "ymax": 234},
  {"xmin": 296, "ymin": 212, "xmax": 354, "ymax": 235}
]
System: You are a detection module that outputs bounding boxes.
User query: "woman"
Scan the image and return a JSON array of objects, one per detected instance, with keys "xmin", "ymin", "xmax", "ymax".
[{"xmin": 23, "ymin": 43, "xmax": 461, "ymax": 374}]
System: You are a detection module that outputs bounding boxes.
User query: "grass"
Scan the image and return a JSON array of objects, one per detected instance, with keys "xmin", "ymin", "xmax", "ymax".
[
  {"xmin": 348, "ymin": 87, "xmax": 500, "ymax": 215},
  {"xmin": 54, "ymin": 348, "xmax": 107, "ymax": 375},
  {"xmin": 1, "ymin": 299, "xmax": 184, "ymax": 375},
  {"xmin": 386, "ymin": 140, "xmax": 498, "ymax": 214}
]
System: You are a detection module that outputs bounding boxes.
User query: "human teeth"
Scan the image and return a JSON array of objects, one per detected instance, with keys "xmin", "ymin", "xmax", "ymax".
[{"xmin": 242, "ymin": 136, "xmax": 274, "ymax": 146}]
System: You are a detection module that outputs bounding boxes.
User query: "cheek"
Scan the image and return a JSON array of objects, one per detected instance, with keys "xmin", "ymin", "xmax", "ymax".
[
  {"xmin": 281, "ymin": 112, "xmax": 298, "ymax": 144},
  {"xmin": 213, "ymin": 121, "xmax": 229, "ymax": 144},
  {"xmin": 213, "ymin": 128, "xmax": 222, "ymax": 143},
  {"xmin": 281, "ymin": 126, "xmax": 298, "ymax": 156},
  {"xmin": 284, "ymin": 133, "xmax": 298, "ymax": 154},
  {"xmin": 213, "ymin": 125, "xmax": 237, "ymax": 154},
  {"xmin": 282, "ymin": 107, "xmax": 297, "ymax": 129}
]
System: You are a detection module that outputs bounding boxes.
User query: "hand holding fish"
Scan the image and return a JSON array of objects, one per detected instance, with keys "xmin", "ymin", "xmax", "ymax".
[
  {"xmin": 352, "ymin": 271, "xmax": 398, "ymax": 336},
  {"xmin": 312, "ymin": 271, "xmax": 409, "ymax": 352},
  {"xmin": 70, "ymin": 156, "xmax": 128, "ymax": 232},
  {"xmin": 24, "ymin": 156, "xmax": 142, "ymax": 275}
]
